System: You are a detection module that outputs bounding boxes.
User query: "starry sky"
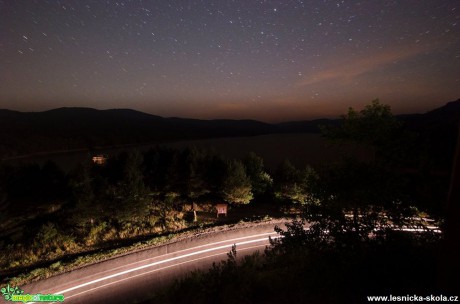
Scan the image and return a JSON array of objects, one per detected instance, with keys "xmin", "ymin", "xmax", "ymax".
[{"xmin": 1, "ymin": 0, "xmax": 459, "ymax": 122}]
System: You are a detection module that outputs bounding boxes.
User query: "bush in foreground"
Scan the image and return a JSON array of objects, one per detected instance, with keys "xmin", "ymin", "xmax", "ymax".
[{"xmin": 150, "ymin": 228, "xmax": 441, "ymax": 304}]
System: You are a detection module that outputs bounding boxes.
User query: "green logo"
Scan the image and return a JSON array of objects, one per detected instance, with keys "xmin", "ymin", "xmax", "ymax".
[
  {"xmin": 1, "ymin": 285, "xmax": 23, "ymax": 301},
  {"xmin": 1, "ymin": 285, "xmax": 64, "ymax": 303}
]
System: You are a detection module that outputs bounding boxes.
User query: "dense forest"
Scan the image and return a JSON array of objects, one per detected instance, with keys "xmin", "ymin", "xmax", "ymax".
[{"xmin": 0, "ymin": 100, "xmax": 457, "ymax": 299}]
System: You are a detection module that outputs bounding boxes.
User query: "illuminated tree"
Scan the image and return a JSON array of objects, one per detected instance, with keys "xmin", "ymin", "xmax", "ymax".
[
  {"xmin": 273, "ymin": 160, "xmax": 317, "ymax": 205},
  {"xmin": 243, "ymin": 152, "xmax": 273, "ymax": 195},
  {"xmin": 221, "ymin": 159, "xmax": 253, "ymax": 204}
]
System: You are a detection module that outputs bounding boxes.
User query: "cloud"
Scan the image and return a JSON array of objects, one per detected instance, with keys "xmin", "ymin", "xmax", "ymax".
[{"xmin": 296, "ymin": 45, "xmax": 431, "ymax": 87}]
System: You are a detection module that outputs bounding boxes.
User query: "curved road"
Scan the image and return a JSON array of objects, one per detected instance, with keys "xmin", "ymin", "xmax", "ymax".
[{"xmin": 23, "ymin": 220, "xmax": 287, "ymax": 304}]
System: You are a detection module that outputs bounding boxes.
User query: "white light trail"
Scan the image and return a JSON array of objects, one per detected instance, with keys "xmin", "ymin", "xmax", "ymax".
[{"xmin": 28, "ymin": 232, "xmax": 279, "ymax": 303}]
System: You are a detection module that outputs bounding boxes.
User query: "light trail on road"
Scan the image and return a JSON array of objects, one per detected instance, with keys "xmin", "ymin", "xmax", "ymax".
[
  {"xmin": 64, "ymin": 243, "xmax": 268, "ymax": 301},
  {"xmin": 27, "ymin": 230, "xmax": 281, "ymax": 304},
  {"xmin": 24, "ymin": 218, "xmax": 439, "ymax": 304},
  {"xmin": 57, "ymin": 235, "xmax": 278, "ymax": 295}
]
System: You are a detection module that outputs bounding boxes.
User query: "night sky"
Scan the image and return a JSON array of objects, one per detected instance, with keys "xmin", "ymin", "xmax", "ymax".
[{"xmin": 1, "ymin": 1, "xmax": 459, "ymax": 122}]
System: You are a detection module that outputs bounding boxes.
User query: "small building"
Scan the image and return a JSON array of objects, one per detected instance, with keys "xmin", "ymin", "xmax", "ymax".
[
  {"xmin": 92, "ymin": 154, "xmax": 107, "ymax": 165},
  {"xmin": 216, "ymin": 203, "xmax": 228, "ymax": 217}
]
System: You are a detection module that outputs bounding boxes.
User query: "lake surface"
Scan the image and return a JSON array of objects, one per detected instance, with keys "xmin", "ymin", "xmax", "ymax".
[{"xmin": 1, "ymin": 133, "xmax": 372, "ymax": 172}]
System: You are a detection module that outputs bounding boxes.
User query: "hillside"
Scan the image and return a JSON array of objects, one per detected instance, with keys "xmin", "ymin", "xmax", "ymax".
[
  {"xmin": 0, "ymin": 99, "xmax": 459, "ymax": 159},
  {"xmin": 0, "ymin": 108, "xmax": 276, "ymax": 158},
  {"xmin": 404, "ymin": 99, "xmax": 460, "ymax": 169}
]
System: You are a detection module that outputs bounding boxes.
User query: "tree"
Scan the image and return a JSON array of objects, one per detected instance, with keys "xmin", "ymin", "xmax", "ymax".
[
  {"xmin": 67, "ymin": 162, "xmax": 98, "ymax": 227},
  {"xmin": 221, "ymin": 159, "xmax": 253, "ymax": 204},
  {"xmin": 204, "ymin": 153, "xmax": 228, "ymax": 195},
  {"xmin": 180, "ymin": 147, "xmax": 209, "ymax": 222},
  {"xmin": 301, "ymin": 160, "xmax": 420, "ymax": 247},
  {"xmin": 242, "ymin": 152, "xmax": 273, "ymax": 195},
  {"xmin": 181, "ymin": 147, "xmax": 209, "ymax": 200},
  {"xmin": 109, "ymin": 151, "xmax": 149, "ymax": 222},
  {"xmin": 164, "ymin": 150, "xmax": 182, "ymax": 196},
  {"xmin": 321, "ymin": 99, "xmax": 404, "ymax": 162},
  {"xmin": 273, "ymin": 160, "xmax": 317, "ymax": 205},
  {"xmin": 282, "ymin": 100, "xmax": 426, "ymax": 247}
]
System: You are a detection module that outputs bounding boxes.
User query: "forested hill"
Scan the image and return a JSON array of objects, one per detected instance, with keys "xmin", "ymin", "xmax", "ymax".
[
  {"xmin": 0, "ymin": 108, "xmax": 277, "ymax": 158},
  {"xmin": 0, "ymin": 99, "xmax": 459, "ymax": 159},
  {"xmin": 0, "ymin": 107, "xmax": 336, "ymax": 158}
]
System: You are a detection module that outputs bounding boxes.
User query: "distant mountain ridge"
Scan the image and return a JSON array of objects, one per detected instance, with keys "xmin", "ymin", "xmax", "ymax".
[
  {"xmin": 0, "ymin": 107, "xmax": 277, "ymax": 158},
  {"xmin": 0, "ymin": 99, "xmax": 459, "ymax": 159}
]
